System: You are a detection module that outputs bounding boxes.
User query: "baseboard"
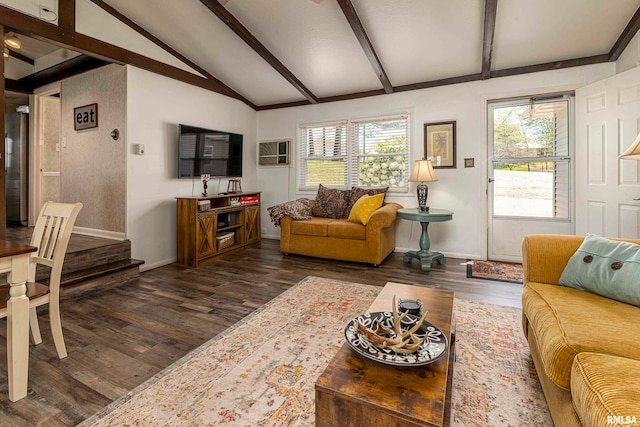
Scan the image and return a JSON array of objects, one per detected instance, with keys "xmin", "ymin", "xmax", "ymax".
[
  {"xmin": 73, "ymin": 226, "xmax": 126, "ymax": 241},
  {"xmin": 139, "ymin": 257, "xmax": 176, "ymax": 272},
  {"xmin": 394, "ymin": 245, "xmax": 480, "ymax": 261}
]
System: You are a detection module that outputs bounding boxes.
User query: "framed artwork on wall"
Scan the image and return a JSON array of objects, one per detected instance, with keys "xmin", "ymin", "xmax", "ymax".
[{"xmin": 424, "ymin": 121, "xmax": 456, "ymax": 169}]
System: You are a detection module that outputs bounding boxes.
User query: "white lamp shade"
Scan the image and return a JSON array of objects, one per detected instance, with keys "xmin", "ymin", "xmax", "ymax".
[
  {"xmin": 620, "ymin": 132, "xmax": 640, "ymax": 159},
  {"xmin": 409, "ymin": 159, "xmax": 438, "ymax": 182}
]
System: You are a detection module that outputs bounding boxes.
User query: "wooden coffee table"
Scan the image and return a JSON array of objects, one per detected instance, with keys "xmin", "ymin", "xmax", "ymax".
[{"xmin": 315, "ymin": 282, "xmax": 455, "ymax": 427}]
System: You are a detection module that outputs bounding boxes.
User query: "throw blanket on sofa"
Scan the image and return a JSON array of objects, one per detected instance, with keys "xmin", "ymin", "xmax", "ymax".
[{"xmin": 268, "ymin": 198, "xmax": 312, "ymax": 227}]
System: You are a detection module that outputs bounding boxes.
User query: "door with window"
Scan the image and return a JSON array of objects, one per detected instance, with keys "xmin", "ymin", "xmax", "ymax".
[{"xmin": 488, "ymin": 96, "xmax": 574, "ymax": 262}]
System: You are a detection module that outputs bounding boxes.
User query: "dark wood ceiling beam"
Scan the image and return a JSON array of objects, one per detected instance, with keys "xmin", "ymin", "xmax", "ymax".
[
  {"xmin": 4, "ymin": 78, "xmax": 32, "ymax": 94},
  {"xmin": 58, "ymin": 0, "xmax": 75, "ymax": 37},
  {"xmin": 200, "ymin": 0, "xmax": 319, "ymax": 104},
  {"xmin": 490, "ymin": 54, "xmax": 609, "ymax": 78},
  {"xmin": 336, "ymin": 0, "xmax": 393, "ymax": 94},
  {"xmin": 395, "ymin": 74, "xmax": 483, "ymax": 93},
  {"xmin": 7, "ymin": 49, "xmax": 35, "ymax": 65},
  {"xmin": 17, "ymin": 55, "xmax": 110, "ymax": 92},
  {"xmin": 609, "ymin": 5, "xmax": 640, "ymax": 61},
  {"xmin": 0, "ymin": 4, "xmax": 257, "ymax": 109},
  {"xmin": 481, "ymin": 0, "xmax": 498, "ymax": 80}
]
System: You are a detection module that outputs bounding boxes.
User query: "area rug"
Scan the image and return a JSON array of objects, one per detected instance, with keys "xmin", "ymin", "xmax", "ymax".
[
  {"xmin": 467, "ymin": 259, "xmax": 524, "ymax": 284},
  {"xmin": 80, "ymin": 276, "xmax": 551, "ymax": 426}
]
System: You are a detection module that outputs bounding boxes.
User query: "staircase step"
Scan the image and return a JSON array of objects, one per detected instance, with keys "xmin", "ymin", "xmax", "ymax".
[
  {"xmin": 60, "ymin": 239, "xmax": 133, "ymax": 273},
  {"xmin": 60, "ymin": 259, "xmax": 145, "ymax": 300}
]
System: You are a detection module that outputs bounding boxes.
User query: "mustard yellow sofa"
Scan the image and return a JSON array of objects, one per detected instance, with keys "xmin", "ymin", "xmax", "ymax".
[
  {"xmin": 522, "ymin": 234, "xmax": 640, "ymax": 427},
  {"xmin": 279, "ymin": 202, "xmax": 402, "ymax": 266}
]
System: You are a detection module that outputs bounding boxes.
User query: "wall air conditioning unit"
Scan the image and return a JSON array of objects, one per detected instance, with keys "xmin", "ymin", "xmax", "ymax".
[{"xmin": 258, "ymin": 139, "xmax": 291, "ymax": 166}]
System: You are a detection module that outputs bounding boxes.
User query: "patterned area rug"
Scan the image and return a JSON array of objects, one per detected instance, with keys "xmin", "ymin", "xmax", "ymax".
[
  {"xmin": 80, "ymin": 276, "xmax": 550, "ymax": 426},
  {"xmin": 467, "ymin": 259, "xmax": 524, "ymax": 284}
]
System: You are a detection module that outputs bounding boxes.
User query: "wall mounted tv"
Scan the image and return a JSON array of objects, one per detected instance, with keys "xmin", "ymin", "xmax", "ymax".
[{"xmin": 178, "ymin": 124, "xmax": 243, "ymax": 178}]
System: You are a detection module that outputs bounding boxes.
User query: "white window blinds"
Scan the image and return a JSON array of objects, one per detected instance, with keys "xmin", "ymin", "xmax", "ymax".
[
  {"xmin": 298, "ymin": 114, "xmax": 410, "ymax": 192},
  {"xmin": 298, "ymin": 122, "xmax": 348, "ymax": 190},
  {"xmin": 349, "ymin": 115, "xmax": 409, "ymax": 189}
]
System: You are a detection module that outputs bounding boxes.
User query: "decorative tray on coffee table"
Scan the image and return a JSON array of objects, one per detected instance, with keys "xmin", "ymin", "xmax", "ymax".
[{"xmin": 345, "ymin": 311, "xmax": 447, "ymax": 367}]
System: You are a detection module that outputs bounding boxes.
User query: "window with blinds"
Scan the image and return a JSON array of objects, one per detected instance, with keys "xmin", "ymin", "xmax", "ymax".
[
  {"xmin": 489, "ymin": 97, "xmax": 572, "ymax": 219},
  {"xmin": 298, "ymin": 115, "xmax": 410, "ymax": 192}
]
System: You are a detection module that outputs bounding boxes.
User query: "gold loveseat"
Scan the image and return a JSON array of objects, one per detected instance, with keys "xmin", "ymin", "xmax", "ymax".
[
  {"xmin": 522, "ymin": 234, "xmax": 640, "ymax": 426},
  {"xmin": 280, "ymin": 202, "xmax": 402, "ymax": 266}
]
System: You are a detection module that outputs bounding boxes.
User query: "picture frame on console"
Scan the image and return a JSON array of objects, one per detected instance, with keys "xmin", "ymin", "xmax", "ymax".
[{"xmin": 424, "ymin": 121, "xmax": 456, "ymax": 169}]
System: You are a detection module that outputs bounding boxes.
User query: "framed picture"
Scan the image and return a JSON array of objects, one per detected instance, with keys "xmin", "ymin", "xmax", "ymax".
[{"xmin": 424, "ymin": 121, "xmax": 456, "ymax": 169}]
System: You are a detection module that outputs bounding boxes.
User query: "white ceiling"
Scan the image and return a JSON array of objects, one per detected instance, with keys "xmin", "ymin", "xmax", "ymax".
[{"xmin": 4, "ymin": 0, "xmax": 640, "ymax": 109}]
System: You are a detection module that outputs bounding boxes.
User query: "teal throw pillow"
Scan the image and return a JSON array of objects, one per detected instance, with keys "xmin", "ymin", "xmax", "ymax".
[{"xmin": 559, "ymin": 233, "xmax": 640, "ymax": 307}]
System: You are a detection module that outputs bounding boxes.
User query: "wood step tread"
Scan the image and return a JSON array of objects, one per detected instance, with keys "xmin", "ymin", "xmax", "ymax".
[{"xmin": 59, "ymin": 259, "xmax": 144, "ymax": 287}]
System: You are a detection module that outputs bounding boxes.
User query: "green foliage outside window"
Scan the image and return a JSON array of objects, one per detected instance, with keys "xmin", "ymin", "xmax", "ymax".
[{"xmin": 358, "ymin": 135, "xmax": 408, "ymax": 188}]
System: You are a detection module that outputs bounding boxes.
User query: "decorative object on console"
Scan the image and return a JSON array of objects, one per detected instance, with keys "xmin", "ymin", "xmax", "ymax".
[
  {"xmin": 201, "ymin": 174, "xmax": 210, "ymax": 196},
  {"xmin": 240, "ymin": 195, "xmax": 259, "ymax": 205},
  {"xmin": 409, "ymin": 159, "xmax": 438, "ymax": 212},
  {"xmin": 227, "ymin": 178, "xmax": 242, "ymax": 193},
  {"xmin": 398, "ymin": 298, "xmax": 423, "ymax": 315},
  {"xmin": 216, "ymin": 232, "xmax": 235, "ymax": 250},
  {"xmin": 346, "ymin": 295, "xmax": 446, "ymax": 365},
  {"xmin": 197, "ymin": 200, "xmax": 210, "ymax": 212}
]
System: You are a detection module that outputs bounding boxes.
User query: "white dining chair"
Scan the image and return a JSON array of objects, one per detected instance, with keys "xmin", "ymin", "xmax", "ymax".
[{"xmin": 0, "ymin": 201, "xmax": 83, "ymax": 359}]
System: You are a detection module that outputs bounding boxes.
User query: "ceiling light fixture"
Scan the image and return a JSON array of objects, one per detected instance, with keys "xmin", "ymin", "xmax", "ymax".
[{"xmin": 4, "ymin": 36, "xmax": 21, "ymax": 49}]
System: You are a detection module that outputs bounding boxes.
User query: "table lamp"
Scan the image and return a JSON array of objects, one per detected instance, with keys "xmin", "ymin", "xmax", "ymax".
[
  {"xmin": 409, "ymin": 159, "xmax": 438, "ymax": 212},
  {"xmin": 620, "ymin": 132, "xmax": 640, "ymax": 159}
]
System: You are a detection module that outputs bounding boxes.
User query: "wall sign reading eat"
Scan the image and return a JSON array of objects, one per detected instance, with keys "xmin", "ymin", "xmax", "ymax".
[{"xmin": 74, "ymin": 103, "xmax": 98, "ymax": 130}]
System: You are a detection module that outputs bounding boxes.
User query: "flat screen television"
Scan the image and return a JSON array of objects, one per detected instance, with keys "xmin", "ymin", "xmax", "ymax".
[{"xmin": 178, "ymin": 124, "xmax": 243, "ymax": 178}]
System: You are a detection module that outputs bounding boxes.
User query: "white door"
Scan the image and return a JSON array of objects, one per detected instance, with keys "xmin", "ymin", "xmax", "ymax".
[
  {"xmin": 576, "ymin": 66, "xmax": 640, "ymax": 238},
  {"xmin": 29, "ymin": 90, "xmax": 61, "ymax": 225},
  {"xmin": 488, "ymin": 96, "xmax": 574, "ymax": 262}
]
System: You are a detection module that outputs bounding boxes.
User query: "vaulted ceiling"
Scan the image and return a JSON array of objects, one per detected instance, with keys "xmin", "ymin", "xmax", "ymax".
[{"xmin": 2, "ymin": 0, "xmax": 640, "ymax": 111}]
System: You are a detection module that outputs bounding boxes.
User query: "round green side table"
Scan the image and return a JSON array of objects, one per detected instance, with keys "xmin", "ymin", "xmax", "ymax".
[{"xmin": 397, "ymin": 208, "xmax": 453, "ymax": 272}]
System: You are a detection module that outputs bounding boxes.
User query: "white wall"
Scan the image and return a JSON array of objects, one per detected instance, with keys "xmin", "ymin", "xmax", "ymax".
[
  {"xmin": 257, "ymin": 63, "xmax": 615, "ymax": 260},
  {"xmin": 617, "ymin": 29, "xmax": 640, "ymax": 74},
  {"xmin": 126, "ymin": 66, "xmax": 257, "ymax": 270},
  {"xmin": 61, "ymin": 64, "xmax": 126, "ymax": 235}
]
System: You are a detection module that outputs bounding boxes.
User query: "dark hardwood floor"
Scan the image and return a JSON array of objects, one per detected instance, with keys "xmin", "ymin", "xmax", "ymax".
[{"xmin": 0, "ymin": 238, "xmax": 523, "ymax": 426}]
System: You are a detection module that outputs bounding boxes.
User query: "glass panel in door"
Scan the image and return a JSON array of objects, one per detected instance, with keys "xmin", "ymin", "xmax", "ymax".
[{"xmin": 488, "ymin": 97, "xmax": 574, "ymax": 261}]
